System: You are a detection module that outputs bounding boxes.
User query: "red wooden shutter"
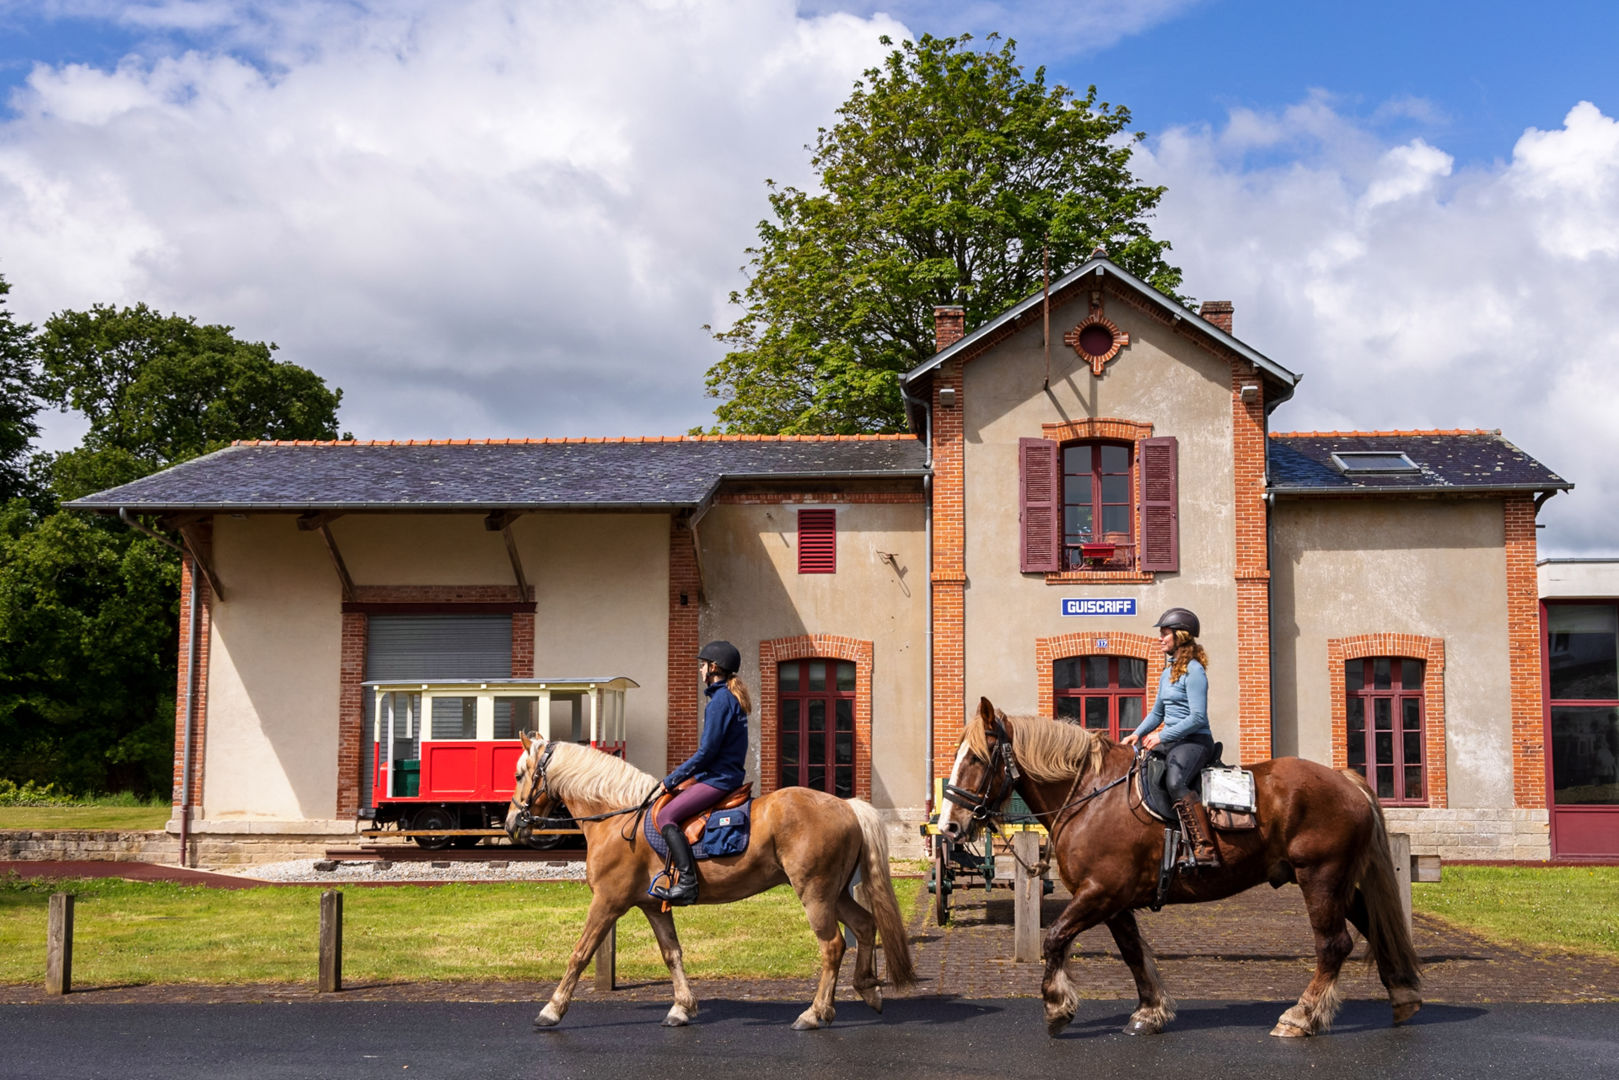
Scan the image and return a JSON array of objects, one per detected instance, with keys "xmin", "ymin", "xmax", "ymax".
[
  {"xmin": 1139, "ymin": 436, "xmax": 1179, "ymax": 572},
  {"xmin": 798, "ymin": 509, "xmax": 836, "ymax": 573},
  {"xmin": 1019, "ymin": 438, "xmax": 1061, "ymax": 573}
]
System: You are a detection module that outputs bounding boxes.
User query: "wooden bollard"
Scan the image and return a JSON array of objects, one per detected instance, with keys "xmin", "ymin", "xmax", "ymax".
[
  {"xmin": 1388, "ymin": 833, "xmax": 1413, "ymax": 935},
  {"xmin": 46, "ymin": 893, "xmax": 74, "ymax": 995},
  {"xmin": 319, "ymin": 890, "xmax": 342, "ymax": 993},
  {"xmin": 592, "ymin": 920, "xmax": 617, "ymax": 992},
  {"xmin": 1011, "ymin": 832, "xmax": 1042, "ymax": 963}
]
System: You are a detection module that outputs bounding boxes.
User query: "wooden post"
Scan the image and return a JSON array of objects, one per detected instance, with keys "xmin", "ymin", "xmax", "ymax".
[
  {"xmin": 319, "ymin": 890, "xmax": 343, "ymax": 993},
  {"xmin": 1011, "ymin": 832, "xmax": 1042, "ymax": 963},
  {"xmin": 45, "ymin": 893, "xmax": 74, "ymax": 996},
  {"xmin": 592, "ymin": 920, "xmax": 617, "ymax": 992},
  {"xmin": 1388, "ymin": 833, "xmax": 1413, "ymax": 935}
]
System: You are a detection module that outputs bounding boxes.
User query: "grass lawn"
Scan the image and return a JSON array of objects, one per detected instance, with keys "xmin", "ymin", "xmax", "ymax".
[
  {"xmin": 0, "ymin": 806, "xmax": 171, "ymax": 831},
  {"xmin": 0, "ymin": 875, "xmax": 918, "ymax": 988},
  {"xmin": 1412, "ymin": 865, "xmax": 1619, "ymax": 958}
]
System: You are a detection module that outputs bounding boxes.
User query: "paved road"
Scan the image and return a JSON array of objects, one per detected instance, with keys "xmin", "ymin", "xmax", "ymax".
[{"xmin": 4, "ymin": 998, "xmax": 1615, "ymax": 1080}]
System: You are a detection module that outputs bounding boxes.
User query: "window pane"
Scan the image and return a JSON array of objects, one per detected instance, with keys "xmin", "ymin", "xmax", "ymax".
[
  {"xmin": 1345, "ymin": 662, "xmax": 1364, "ymax": 692},
  {"xmin": 1404, "ymin": 766, "xmax": 1424, "ymax": 801},
  {"xmin": 1054, "ymin": 658, "xmax": 1082, "ymax": 690},
  {"xmin": 1120, "ymin": 696, "xmax": 1142, "ymax": 732},
  {"xmin": 1101, "ymin": 506, "xmax": 1130, "ymax": 534},
  {"xmin": 1375, "ymin": 729, "xmax": 1393, "ymax": 764},
  {"xmin": 1055, "ymin": 697, "xmax": 1082, "ymax": 722},
  {"xmin": 808, "ymin": 699, "xmax": 825, "ymax": 734},
  {"xmin": 1547, "ymin": 604, "xmax": 1619, "ymax": 701},
  {"xmin": 431, "ymin": 696, "xmax": 475, "ymax": 739},
  {"xmin": 1081, "ymin": 656, "xmax": 1109, "ymax": 688},
  {"xmin": 1064, "ymin": 444, "xmax": 1092, "ymax": 473},
  {"xmin": 835, "ymin": 698, "xmax": 853, "ymax": 733},
  {"xmin": 835, "ymin": 728, "xmax": 853, "ymax": 764},
  {"xmin": 1402, "ymin": 697, "xmax": 1422, "ymax": 732},
  {"xmin": 1403, "ymin": 729, "xmax": 1423, "ymax": 765},
  {"xmin": 1376, "ymin": 764, "xmax": 1394, "ymax": 800},
  {"xmin": 778, "ymin": 663, "xmax": 799, "ymax": 692},
  {"xmin": 1064, "ymin": 475, "xmax": 1090, "ymax": 506},
  {"xmin": 1100, "ymin": 475, "xmax": 1129, "ymax": 504},
  {"xmin": 835, "ymin": 661, "xmax": 856, "ymax": 692},
  {"xmin": 1347, "ymin": 734, "xmax": 1366, "ymax": 772},
  {"xmin": 1065, "ymin": 505, "xmax": 1093, "ymax": 537},
  {"xmin": 1549, "ymin": 706, "xmax": 1619, "ymax": 806},
  {"xmin": 1373, "ymin": 658, "xmax": 1391, "ymax": 690},
  {"xmin": 834, "ymin": 765, "xmax": 852, "ymax": 798},
  {"xmin": 1374, "ymin": 698, "xmax": 1392, "ymax": 731},
  {"xmin": 807, "ymin": 766, "xmax": 825, "ymax": 791},
  {"xmin": 1084, "ymin": 697, "xmax": 1110, "ymax": 731},
  {"xmin": 808, "ymin": 661, "xmax": 826, "ymax": 692},
  {"xmin": 781, "ymin": 699, "xmax": 800, "ymax": 736},
  {"xmin": 1099, "ymin": 444, "xmax": 1129, "ymax": 472},
  {"xmin": 1401, "ymin": 659, "xmax": 1424, "ymax": 690},
  {"xmin": 780, "ymin": 764, "xmax": 797, "ymax": 789},
  {"xmin": 1119, "ymin": 658, "xmax": 1146, "ymax": 689}
]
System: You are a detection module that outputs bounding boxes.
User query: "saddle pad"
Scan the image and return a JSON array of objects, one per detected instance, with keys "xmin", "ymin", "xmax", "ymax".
[
  {"xmin": 644, "ymin": 799, "xmax": 752, "ymax": 861},
  {"xmin": 1202, "ymin": 766, "xmax": 1256, "ymax": 812}
]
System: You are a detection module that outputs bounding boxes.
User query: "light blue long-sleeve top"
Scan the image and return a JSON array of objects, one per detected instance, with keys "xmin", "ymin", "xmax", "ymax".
[{"xmin": 1132, "ymin": 659, "xmax": 1211, "ymax": 743}]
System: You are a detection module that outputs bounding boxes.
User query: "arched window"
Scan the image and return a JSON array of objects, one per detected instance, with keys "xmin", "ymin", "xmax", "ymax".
[
  {"xmin": 777, "ymin": 658, "xmax": 856, "ymax": 796},
  {"xmin": 1346, "ymin": 657, "xmax": 1427, "ymax": 804},
  {"xmin": 1054, "ymin": 655, "xmax": 1146, "ymax": 740}
]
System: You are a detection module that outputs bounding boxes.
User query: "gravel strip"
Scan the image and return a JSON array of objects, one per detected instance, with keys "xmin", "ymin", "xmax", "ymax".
[{"xmin": 224, "ymin": 858, "xmax": 588, "ymax": 884}]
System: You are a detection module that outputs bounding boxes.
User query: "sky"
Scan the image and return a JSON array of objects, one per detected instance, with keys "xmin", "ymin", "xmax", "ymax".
[{"xmin": 1, "ymin": 0, "xmax": 1616, "ymax": 555}]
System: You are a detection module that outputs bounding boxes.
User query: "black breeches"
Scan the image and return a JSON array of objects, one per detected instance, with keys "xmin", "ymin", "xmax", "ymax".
[{"xmin": 1163, "ymin": 736, "xmax": 1215, "ymax": 802}]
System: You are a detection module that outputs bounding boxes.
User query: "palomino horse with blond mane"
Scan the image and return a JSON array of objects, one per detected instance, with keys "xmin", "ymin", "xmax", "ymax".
[
  {"xmin": 941, "ymin": 699, "xmax": 1421, "ymax": 1039},
  {"xmin": 505, "ymin": 733, "xmax": 915, "ymax": 1030}
]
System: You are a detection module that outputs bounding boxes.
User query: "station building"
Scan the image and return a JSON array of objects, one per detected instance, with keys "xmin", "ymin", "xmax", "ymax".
[{"xmin": 72, "ymin": 256, "xmax": 1603, "ymax": 863}]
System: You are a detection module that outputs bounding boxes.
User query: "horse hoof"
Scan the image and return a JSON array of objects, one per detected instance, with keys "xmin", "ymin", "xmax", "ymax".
[
  {"xmin": 858, "ymin": 986, "xmax": 884, "ymax": 1013},
  {"xmin": 533, "ymin": 1007, "xmax": 562, "ymax": 1029},
  {"xmin": 1393, "ymin": 1001, "xmax": 1421, "ymax": 1025},
  {"xmin": 1124, "ymin": 1018, "xmax": 1162, "ymax": 1036},
  {"xmin": 1045, "ymin": 1012, "xmax": 1074, "ymax": 1037},
  {"xmin": 662, "ymin": 1007, "xmax": 690, "ymax": 1027},
  {"xmin": 791, "ymin": 1011, "xmax": 823, "ymax": 1031},
  {"xmin": 1270, "ymin": 1020, "xmax": 1311, "ymax": 1038}
]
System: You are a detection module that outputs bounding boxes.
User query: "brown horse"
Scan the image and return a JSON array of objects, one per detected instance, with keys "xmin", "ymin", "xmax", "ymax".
[
  {"xmin": 505, "ymin": 733, "xmax": 915, "ymax": 1029},
  {"xmin": 941, "ymin": 699, "xmax": 1421, "ymax": 1038}
]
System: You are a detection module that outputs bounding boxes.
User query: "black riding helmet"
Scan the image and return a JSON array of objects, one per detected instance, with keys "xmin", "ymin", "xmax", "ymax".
[
  {"xmin": 1153, "ymin": 607, "xmax": 1200, "ymax": 637},
  {"xmin": 697, "ymin": 640, "xmax": 742, "ymax": 675}
]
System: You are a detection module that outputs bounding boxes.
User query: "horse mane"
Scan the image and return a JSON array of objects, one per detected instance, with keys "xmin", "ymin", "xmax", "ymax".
[
  {"xmin": 967, "ymin": 712, "xmax": 1109, "ymax": 784},
  {"xmin": 542, "ymin": 739, "xmax": 661, "ymax": 809}
]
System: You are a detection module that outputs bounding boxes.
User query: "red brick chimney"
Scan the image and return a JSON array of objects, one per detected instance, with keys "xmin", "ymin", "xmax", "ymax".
[
  {"xmin": 1199, "ymin": 300, "xmax": 1233, "ymax": 334},
  {"xmin": 934, "ymin": 306, "xmax": 966, "ymax": 352}
]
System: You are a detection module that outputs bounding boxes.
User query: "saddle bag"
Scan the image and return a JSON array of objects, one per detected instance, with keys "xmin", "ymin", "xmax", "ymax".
[
  {"xmin": 700, "ymin": 802, "xmax": 751, "ymax": 857},
  {"xmin": 1200, "ymin": 765, "xmax": 1257, "ymax": 831}
]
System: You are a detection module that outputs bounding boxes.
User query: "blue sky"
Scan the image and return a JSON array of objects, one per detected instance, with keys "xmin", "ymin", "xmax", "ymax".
[{"xmin": 1, "ymin": 1, "xmax": 1616, "ymax": 553}]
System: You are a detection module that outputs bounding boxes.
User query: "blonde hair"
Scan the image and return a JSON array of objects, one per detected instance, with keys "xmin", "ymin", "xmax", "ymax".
[
  {"xmin": 726, "ymin": 673, "xmax": 753, "ymax": 714},
  {"xmin": 1169, "ymin": 630, "xmax": 1210, "ymax": 683}
]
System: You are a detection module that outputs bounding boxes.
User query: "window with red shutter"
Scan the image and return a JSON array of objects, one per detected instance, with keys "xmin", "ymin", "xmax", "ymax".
[
  {"xmin": 1019, "ymin": 438, "xmax": 1061, "ymax": 573},
  {"xmin": 798, "ymin": 509, "xmax": 836, "ymax": 574},
  {"xmin": 1138, "ymin": 436, "xmax": 1179, "ymax": 572}
]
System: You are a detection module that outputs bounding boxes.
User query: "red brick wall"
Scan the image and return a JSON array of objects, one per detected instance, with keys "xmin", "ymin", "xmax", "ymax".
[
  {"xmin": 758, "ymin": 635, "xmax": 874, "ymax": 798},
  {"xmin": 931, "ymin": 357, "xmax": 967, "ymax": 778},
  {"xmin": 171, "ymin": 556, "xmax": 213, "ymax": 811},
  {"xmin": 1326, "ymin": 633, "xmax": 1448, "ymax": 808},
  {"xmin": 1034, "ymin": 631, "xmax": 1164, "ymax": 718},
  {"xmin": 666, "ymin": 517, "xmax": 701, "ymax": 772},
  {"xmin": 1504, "ymin": 496, "xmax": 1545, "ymax": 808},
  {"xmin": 1231, "ymin": 360, "xmax": 1272, "ymax": 763}
]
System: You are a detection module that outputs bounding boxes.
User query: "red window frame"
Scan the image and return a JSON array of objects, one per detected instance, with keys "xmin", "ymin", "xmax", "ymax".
[
  {"xmin": 777, "ymin": 658, "xmax": 856, "ymax": 796},
  {"xmin": 1345, "ymin": 657, "xmax": 1428, "ymax": 805},
  {"xmin": 1060, "ymin": 440, "xmax": 1133, "ymax": 570},
  {"xmin": 798, "ymin": 509, "xmax": 836, "ymax": 574},
  {"xmin": 1053, "ymin": 655, "xmax": 1147, "ymax": 740}
]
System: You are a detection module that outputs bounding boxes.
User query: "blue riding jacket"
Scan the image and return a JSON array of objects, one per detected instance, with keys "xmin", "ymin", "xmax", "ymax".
[
  {"xmin": 1132, "ymin": 659, "xmax": 1211, "ymax": 744},
  {"xmin": 664, "ymin": 681, "xmax": 749, "ymax": 791}
]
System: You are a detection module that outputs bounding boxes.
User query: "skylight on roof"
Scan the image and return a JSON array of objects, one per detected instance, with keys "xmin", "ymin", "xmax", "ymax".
[{"xmin": 1330, "ymin": 451, "xmax": 1420, "ymax": 474}]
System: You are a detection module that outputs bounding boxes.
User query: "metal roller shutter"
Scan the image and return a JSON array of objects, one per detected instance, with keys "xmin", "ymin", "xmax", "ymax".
[{"xmin": 362, "ymin": 614, "xmax": 512, "ymax": 808}]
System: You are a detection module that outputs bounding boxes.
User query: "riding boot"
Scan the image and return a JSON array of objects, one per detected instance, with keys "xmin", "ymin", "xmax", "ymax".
[
  {"xmin": 652, "ymin": 823, "xmax": 700, "ymax": 905},
  {"xmin": 1173, "ymin": 794, "xmax": 1221, "ymax": 870}
]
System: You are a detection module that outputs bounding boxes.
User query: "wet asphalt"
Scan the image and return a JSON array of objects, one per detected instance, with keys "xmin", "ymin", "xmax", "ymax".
[{"xmin": 3, "ymin": 997, "xmax": 1616, "ymax": 1080}]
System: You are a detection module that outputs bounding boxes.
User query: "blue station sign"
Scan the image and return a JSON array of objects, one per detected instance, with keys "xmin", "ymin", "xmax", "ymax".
[{"xmin": 1061, "ymin": 598, "xmax": 1137, "ymax": 617}]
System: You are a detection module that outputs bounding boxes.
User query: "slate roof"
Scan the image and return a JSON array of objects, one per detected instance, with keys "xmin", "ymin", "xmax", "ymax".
[
  {"xmin": 1268, "ymin": 430, "xmax": 1571, "ymax": 495},
  {"xmin": 65, "ymin": 436, "xmax": 928, "ymax": 514}
]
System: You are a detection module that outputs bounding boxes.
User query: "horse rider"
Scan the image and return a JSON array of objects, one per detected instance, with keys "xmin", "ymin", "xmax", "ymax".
[
  {"xmin": 1122, "ymin": 607, "xmax": 1222, "ymax": 869},
  {"xmin": 649, "ymin": 640, "xmax": 752, "ymax": 905}
]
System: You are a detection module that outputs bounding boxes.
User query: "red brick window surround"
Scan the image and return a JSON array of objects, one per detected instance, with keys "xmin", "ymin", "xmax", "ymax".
[
  {"xmin": 1327, "ymin": 634, "xmax": 1447, "ymax": 808},
  {"xmin": 759, "ymin": 635, "xmax": 872, "ymax": 799},
  {"xmin": 1037, "ymin": 631, "xmax": 1164, "ymax": 720}
]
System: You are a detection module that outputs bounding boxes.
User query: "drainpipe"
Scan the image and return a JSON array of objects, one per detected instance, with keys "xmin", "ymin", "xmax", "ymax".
[{"xmin": 120, "ymin": 509, "xmax": 197, "ymax": 868}]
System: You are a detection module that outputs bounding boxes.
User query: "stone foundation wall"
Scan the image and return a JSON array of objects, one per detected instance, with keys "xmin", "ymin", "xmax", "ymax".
[
  {"xmin": 2, "ymin": 830, "xmax": 181, "ymax": 864},
  {"xmin": 1382, "ymin": 808, "xmax": 1551, "ymax": 861}
]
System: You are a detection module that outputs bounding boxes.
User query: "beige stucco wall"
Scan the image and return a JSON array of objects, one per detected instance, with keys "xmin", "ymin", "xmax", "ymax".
[
  {"xmin": 1271, "ymin": 498, "xmax": 1512, "ymax": 807},
  {"xmin": 202, "ymin": 514, "xmax": 344, "ymax": 822},
  {"xmin": 698, "ymin": 501, "xmax": 929, "ymax": 813},
  {"xmin": 960, "ymin": 293, "xmax": 1243, "ymax": 745},
  {"xmin": 1539, "ymin": 559, "xmax": 1619, "ymax": 598}
]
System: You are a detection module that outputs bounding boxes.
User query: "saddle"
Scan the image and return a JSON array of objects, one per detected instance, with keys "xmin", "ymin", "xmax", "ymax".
[
  {"xmin": 651, "ymin": 780, "xmax": 753, "ymax": 846},
  {"xmin": 1134, "ymin": 743, "xmax": 1257, "ymax": 831}
]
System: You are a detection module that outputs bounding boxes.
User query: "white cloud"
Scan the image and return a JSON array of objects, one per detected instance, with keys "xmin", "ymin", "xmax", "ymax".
[
  {"xmin": 1, "ymin": 0, "xmax": 905, "ymax": 446},
  {"xmin": 1138, "ymin": 99, "xmax": 1619, "ymax": 555}
]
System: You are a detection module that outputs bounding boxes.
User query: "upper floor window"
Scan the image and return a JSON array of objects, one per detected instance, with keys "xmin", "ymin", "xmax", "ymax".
[
  {"xmin": 1054, "ymin": 655, "xmax": 1146, "ymax": 740},
  {"xmin": 777, "ymin": 658, "xmax": 855, "ymax": 796},
  {"xmin": 1019, "ymin": 435, "xmax": 1177, "ymax": 574},
  {"xmin": 1346, "ymin": 657, "xmax": 1427, "ymax": 805}
]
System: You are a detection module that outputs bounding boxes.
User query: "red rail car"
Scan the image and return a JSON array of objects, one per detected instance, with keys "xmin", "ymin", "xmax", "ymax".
[{"xmin": 361, "ymin": 677, "xmax": 636, "ymax": 848}]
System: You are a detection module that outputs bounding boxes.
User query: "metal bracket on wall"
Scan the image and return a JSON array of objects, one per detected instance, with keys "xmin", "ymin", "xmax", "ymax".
[
  {"xmin": 177, "ymin": 523, "xmax": 227, "ymax": 603},
  {"xmin": 485, "ymin": 510, "xmax": 531, "ymax": 598},
  {"xmin": 298, "ymin": 512, "xmax": 354, "ymax": 603}
]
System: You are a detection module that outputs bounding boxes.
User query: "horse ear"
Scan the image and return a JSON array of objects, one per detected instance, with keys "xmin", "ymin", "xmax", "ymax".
[
  {"xmin": 978, "ymin": 697, "xmax": 997, "ymax": 728},
  {"xmin": 519, "ymin": 731, "xmax": 532, "ymax": 751}
]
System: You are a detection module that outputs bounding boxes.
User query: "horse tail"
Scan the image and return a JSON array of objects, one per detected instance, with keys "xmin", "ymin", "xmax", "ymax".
[
  {"xmin": 848, "ymin": 799, "xmax": 917, "ymax": 989},
  {"xmin": 1341, "ymin": 769, "xmax": 1423, "ymax": 988}
]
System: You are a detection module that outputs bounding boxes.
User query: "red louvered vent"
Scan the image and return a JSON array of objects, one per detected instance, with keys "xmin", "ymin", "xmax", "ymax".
[{"xmin": 798, "ymin": 509, "xmax": 837, "ymax": 574}]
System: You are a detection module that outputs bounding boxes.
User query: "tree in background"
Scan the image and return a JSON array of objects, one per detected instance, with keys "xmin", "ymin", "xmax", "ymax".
[
  {"xmin": 0, "ymin": 297, "xmax": 345, "ymax": 795},
  {"xmin": 706, "ymin": 33, "xmax": 1182, "ymax": 434},
  {"xmin": 0, "ymin": 274, "xmax": 40, "ymax": 504}
]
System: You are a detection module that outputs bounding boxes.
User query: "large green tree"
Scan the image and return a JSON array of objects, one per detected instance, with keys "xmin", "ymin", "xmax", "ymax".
[
  {"xmin": 0, "ymin": 274, "xmax": 40, "ymax": 503},
  {"xmin": 1, "ymin": 300, "xmax": 346, "ymax": 795},
  {"xmin": 706, "ymin": 33, "xmax": 1182, "ymax": 434}
]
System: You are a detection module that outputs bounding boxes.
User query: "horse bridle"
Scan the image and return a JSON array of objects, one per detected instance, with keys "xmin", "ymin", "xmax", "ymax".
[
  {"xmin": 941, "ymin": 717, "xmax": 1021, "ymax": 823},
  {"xmin": 508, "ymin": 740, "xmax": 559, "ymax": 832}
]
